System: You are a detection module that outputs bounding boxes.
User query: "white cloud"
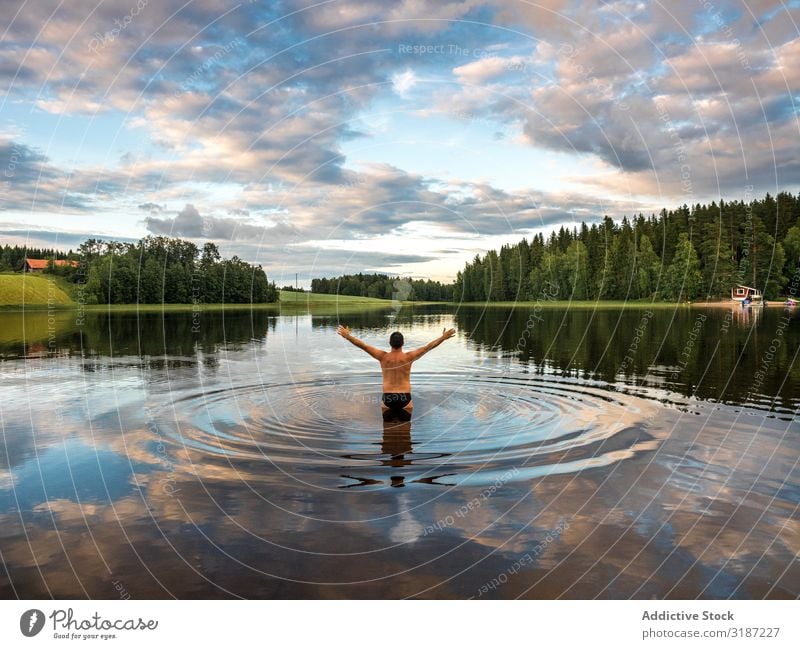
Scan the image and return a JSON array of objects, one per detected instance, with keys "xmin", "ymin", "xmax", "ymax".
[{"xmin": 392, "ymin": 69, "xmax": 417, "ymax": 97}]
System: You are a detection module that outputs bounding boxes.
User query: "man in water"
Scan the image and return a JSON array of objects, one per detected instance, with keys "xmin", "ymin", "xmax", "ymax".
[{"xmin": 336, "ymin": 325, "xmax": 456, "ymax": 417}]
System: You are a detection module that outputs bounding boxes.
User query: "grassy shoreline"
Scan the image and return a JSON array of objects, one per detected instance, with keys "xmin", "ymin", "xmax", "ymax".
[
  {"xmin": 452, "ymin": 299, "xmax": 772, "ymax": 308},
  {"xmin": 2, "ymin": 300, "xmax": 785, "ymax": 313},
  {"xmin": 0, "ymin": 287, "xmax": 441, "ymax": 312}
]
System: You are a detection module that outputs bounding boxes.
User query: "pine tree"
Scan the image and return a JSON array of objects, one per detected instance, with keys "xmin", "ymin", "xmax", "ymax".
[
  {"xmin": 562, "ymin": 240, "xmax": 589, "ymax": 299},
  {"xmin": 635, "ymin": 233, "xmax": 661, "ymax": 299},
  {"xmin": 663, "ymin": 233, "xmax": 702, "ymax": 300}
]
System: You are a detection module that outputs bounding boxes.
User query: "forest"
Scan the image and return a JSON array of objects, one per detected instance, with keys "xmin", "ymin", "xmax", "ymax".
[
  {"xmin": 1, "ymin": 236, "xmax": 278, "ymax": 304},
  {"xmin": 3, "ymin": 192, "xmax": 798, "ymax": 305},
  {"xmin": 453, "ymin": 193, "xmax": 800, "ymax": 302},
  {"xmin": 311, "ymin": 273, "xmax": 454, "ymax": 301}
]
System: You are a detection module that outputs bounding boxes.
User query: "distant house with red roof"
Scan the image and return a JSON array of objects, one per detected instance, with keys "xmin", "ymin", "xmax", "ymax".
[{"xmin": 23, "ymin": 258, "xmax": 79, "ymax": 273}]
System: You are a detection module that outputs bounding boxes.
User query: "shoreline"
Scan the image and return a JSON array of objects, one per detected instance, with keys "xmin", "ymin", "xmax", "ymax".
[
  {"xmin": 454, "ymin": 300, "xmax": 794, "ymax": 309},
  {"xmin": 0, "ymin": 300, "xmax": 440, "ymax": 313},
  {"xmin": 0, "ymin": 299, "xmax": 794, "ymax": 312}
]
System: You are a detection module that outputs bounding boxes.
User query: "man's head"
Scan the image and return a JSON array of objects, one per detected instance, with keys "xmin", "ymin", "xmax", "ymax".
[{"xmin": 389, "ymin": 331, "xmax": 404, "ymax": 349}]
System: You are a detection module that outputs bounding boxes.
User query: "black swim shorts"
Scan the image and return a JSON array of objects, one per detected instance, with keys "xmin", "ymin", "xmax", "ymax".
[{"xmin": 382, "ymin": 392, "xmax": 412, "ymax": 411}]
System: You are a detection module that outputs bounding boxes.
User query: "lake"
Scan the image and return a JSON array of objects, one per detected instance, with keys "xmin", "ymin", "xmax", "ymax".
[{"xmin": 0, "ymin": 303, "xmax": 798, "ymax": 598}]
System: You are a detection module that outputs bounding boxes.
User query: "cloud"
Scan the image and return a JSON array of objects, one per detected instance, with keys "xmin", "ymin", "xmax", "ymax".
[
  {"xmin": 0, "ymin": 0, "xmax": 797, "ymax": 276},
  {"xmin": 453, "ymin": 55, "xmax": 530, "ymax": 84},
  {"xmin": 0, "ymin": 228, "xmax": 136, "ymax": 248},
  {"xmin": 392, "ymin": 69, "xmax": 417, "ymax": 97},
  {"xmin": 0, "ymin": 139, "xmax": 93, "ymax": 211},
  {"xmin": 434, "ymin": 4, "xmax": 800, "ymax": 199},
  {"xmin": 143, "ymin": 203, "xmax": 301, "ymax": 242},
  {"xmin": 138, "ymin": 202, "xmax": 164, "ymax": 213}
]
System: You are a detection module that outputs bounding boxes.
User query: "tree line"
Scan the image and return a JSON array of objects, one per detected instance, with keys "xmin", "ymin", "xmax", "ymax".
[
  {"xmin": 311, "ymin": 273, "xmax": 454, "ymax": 301},
  {"xmin": 0, "ymin": 244, "xmax": 74, "ymax": 271},
  {"xmin": 2, "ymin": 236, "xmax": 278, "ymax": 304},
  {"xmin": 454, "ymin": 192, "xmax": 800, "ymax": 302}
]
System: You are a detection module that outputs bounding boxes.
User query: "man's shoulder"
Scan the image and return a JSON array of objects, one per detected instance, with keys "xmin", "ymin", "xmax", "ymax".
[{"xmin": 380, "ymin": 351, "xmax": 411, "ymax": 363}]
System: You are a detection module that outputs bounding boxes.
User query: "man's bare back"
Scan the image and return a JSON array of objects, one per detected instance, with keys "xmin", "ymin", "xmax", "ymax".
[{"xmin": 336, "ymin": 325, "xmax": 456, "ymax": 412}]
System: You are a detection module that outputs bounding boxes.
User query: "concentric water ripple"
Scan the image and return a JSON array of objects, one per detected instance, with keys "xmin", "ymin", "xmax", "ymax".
[{"xmin": 153, "ymin": 372, "xmax": 668, "ymax": 488}]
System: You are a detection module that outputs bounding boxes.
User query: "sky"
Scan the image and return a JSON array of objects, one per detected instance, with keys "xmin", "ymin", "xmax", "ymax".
[{"xmin": 0, "ymin": 0, "xmax": 798, "ymax": 285}]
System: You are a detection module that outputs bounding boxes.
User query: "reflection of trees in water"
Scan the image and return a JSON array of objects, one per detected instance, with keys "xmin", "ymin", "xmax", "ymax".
[
  {"xmin": 1, "ymin": 310, "xmax": 276, "ymax": 362},
  {"xmin": 309, "ymin": 304, "xmax": 447, "ymax": 331},
  {"xmin": 453, "ymin": 306, "xmax": 800, "ymax": 413},
  {"xmin": 3, "ymin": 305, "xmax": 797, "ymax": 412}
]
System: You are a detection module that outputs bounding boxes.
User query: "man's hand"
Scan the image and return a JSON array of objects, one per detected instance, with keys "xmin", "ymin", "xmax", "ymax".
[
  {"xmin": 336, "ymin": 325, "xmax": 352, "ymax": 339},
  {"xmin": 441, "ymin": 327, "xmax": 456, "ymax": 340}
]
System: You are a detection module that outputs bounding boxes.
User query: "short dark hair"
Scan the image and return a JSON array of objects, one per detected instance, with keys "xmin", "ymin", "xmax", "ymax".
[{"xmin": 389, "ymin": 331, "xmax": 404, "ymax": 348}]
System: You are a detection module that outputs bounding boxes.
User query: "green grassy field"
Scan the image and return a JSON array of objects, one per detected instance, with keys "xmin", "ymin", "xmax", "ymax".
[
  {"xmin": 0, "ymin": 274, "xmax": 746, "ymax": 311},
  {"xmin": 0, "ymin": 277, "xmax": 403, "ymax": 311},
  {"xmin": 278, "ymin": 290, "xmax": 399, "ymax": 305},
  {"xmin": 68, "ymin": 290, "xmax": 398, "ymax": 312},
  {"xmin": 0, "ymin": 273, "xmax": 74, "ymax": 306}
]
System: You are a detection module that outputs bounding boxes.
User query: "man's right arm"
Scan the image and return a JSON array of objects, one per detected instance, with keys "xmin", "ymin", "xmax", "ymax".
[
  {"xmin": 337, "ymin": 325, "xmax": 386, "ymax": 360},
  {"xmin": 407, "ymin": 328, "xmax": 456, "ymax": 361}
]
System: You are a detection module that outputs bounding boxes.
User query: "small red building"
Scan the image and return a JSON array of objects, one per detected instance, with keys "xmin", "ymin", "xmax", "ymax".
[
  {"xmin": 731, "ymin": 284, "xmax": 763, "ymax": 303},
  {"xmin": 23, "ymin": 258, "xmax": 79, "ymax": 273}
]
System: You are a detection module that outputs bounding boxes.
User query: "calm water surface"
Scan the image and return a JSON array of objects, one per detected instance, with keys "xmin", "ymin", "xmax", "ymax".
[{"xmin": 0, "ymin": 304, "xmax": 798, "ymax": 598}]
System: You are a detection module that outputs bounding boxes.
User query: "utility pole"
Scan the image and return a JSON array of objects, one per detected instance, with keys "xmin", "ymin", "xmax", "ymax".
[{"xmin": 295, "ymin": 273, "xmax": 298, "ymax": 302}]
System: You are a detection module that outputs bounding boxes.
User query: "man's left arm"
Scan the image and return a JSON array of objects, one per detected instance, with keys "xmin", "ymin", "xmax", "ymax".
[{"xmin": 407, "ymin": 328, "xmax": 456, "ymax": 361}]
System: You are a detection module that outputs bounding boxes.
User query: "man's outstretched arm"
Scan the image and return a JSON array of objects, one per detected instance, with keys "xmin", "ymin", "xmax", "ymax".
[
  {"xmin": 337, "ymin": 325, "xmax": 386, "ymax": 361},
  {"xmin": 407, "ymin": 328, "xmax": 456, "ymax": 361}
]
